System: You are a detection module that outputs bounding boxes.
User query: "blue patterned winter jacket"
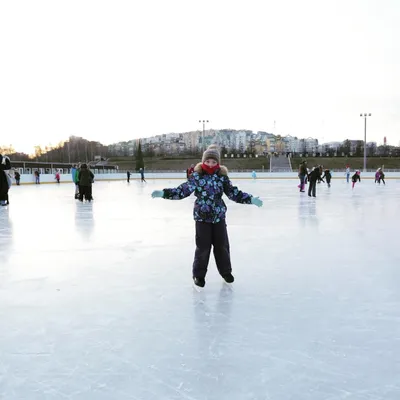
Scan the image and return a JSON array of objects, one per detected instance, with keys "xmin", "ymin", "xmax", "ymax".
[{"xmin": 163, "ymin": 163, "xmax": 253, "ymax": 223}]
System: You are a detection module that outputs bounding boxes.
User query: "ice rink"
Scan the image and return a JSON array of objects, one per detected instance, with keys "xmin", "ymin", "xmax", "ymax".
[{"xmin": 1, "ymin": 178, "xmax": 400, "ymax": 400}]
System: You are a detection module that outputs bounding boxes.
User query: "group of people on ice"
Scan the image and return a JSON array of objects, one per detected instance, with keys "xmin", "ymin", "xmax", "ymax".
[
  {"xmin": 297, "ymin": 160, "xmax": 382, "ymax": 197},
  {"xmin": 298, "ymin": 161, "xmax": 334, "ymax": 197},
  {"xmin": 127, "ymin": 168, "xmax": 147, "ymax": 183},
  {"xmin": 374, "ymin": 168, "xmax": 385, "ymax": 185},
  {"xmin": 71, "ymin": 164, "xmax": 95, "ymax": 202}
]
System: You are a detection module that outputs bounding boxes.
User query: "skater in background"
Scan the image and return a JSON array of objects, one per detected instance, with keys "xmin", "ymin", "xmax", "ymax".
[
  {"xmin": 127, "ymin": 171, "xmax": 131, "ymax": 183},
  {"xmin": 345, "ymin": 165, "xmax": 351, "ymax": 183},
  {"xmin": 251, "ymin": 170, "xmax": 257, "ymax": 179},
  {"xmin": 374, "ymin": 168, "xmax": 380, "ymax": 184},
  {"xmin": 298, "ymin": 160, "xmax": 307, "ymax": 192},
  {"xmin": 77, "ymin": 164, "xmax": 94, "ymax": 202},
  {"xmin": 322, "ymin": 168, "xmax": 332, "ymax": 188},
  {"xmin": 317, "ymin": 165, "xmax": 324, "ymax": 183},
  {"xmin": 376, "ymin": 167, "xmax": 385, "ymax": 185},
  {"xmin": 139, "ymin": 168, "xmax": 146, "ymax": 183},
  {"xmin": 308, "ymin": 166, "xmax": 324, "ymax": 197},
  {"xmin": 151, "ymin": 145, "xmax": 263, "ymax": 288},
  {"xmin": 55, "ymin": 171, "xmax": 60, "ymax": 184},
  {"xmin": 186, "ymin": 164, "xmax": 195, "ymax": 179},
  {"xmin": 14, "ymin": 170, "xmax": 20, "ymax": 186},
  {"xmin": 379, "ymin": 168, "xmax": 385, "ymax": 185},
  {"xmin": 71, "ymin": 164, "xmax": 80, "ymax": 199},
  {"xmin": 0, "ymin": 154, "xmax": 11, "ymax": 206},
  {"xmin": 34, "ymin": 170, "xmax": 40, "ymax": 184},
  {"xmin": 352, "ymin": 170, "xmax": 361, "ymax": 189}
]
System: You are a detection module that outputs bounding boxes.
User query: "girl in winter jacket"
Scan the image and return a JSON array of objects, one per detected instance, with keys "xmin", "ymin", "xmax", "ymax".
[{"xmin": 151, "ymin": 145, "xmax": 263, "ymax": 288}]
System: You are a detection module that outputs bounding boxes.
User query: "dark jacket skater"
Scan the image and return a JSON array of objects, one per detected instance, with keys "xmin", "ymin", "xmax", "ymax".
[
  {"xmin": 308, "ymin": 167, "xmax": 324, "ymax": 197},
  {"xmin": 151, "ymin": 145, "xmax": 263, "ymax": 287},
  {"xmin": 352, "ymin": 171, "xmax": 361, "ymax": 189},
  {"xmin": 14, "ymin": 171, "xmax": 21, "ymax": 185},
  {"xmin": 77, "ymin": 164, "xmax": 94, "ymax": 202},
  {"xmin": 322, "ymin": 169, "xmax": 332, "ymax": 187},
  {"xmin": 139, "ymin": 168, "xmax": 146, "ymax": 182},
  {"xmin": 0, "ymin": 155, "xmax": 11, "ymax": 206}
]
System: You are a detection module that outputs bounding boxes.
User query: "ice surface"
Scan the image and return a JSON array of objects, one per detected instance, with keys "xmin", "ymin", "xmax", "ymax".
[{"xmin": 1, "ymin": 179, "xmax": 400, "ymax": 400}]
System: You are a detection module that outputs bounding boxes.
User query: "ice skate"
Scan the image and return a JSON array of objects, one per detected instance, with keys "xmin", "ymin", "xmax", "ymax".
[
  {"xmin": 222, "ymin": 273, "xmax": 234, "ymax": 284},
  {"xmin": 193, "ymin": 277, "xmax": 205, "ymax": 291}
]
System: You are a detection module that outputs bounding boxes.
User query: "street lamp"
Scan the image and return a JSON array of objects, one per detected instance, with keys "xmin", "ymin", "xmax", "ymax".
[
  {"xmin": 199, "ymin": 120, "xmax": 209, "ymax": 152},
  {"xmin": 360, "ymin": 113, "xmax": 372, "ymax": 172}
]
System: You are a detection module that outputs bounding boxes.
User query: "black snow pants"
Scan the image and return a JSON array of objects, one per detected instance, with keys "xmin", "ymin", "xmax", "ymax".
[
  {"xmin": 308, "ymin": 180, "xmax": 317, "ymax": 197},
  {"xmin": 79, "ymin": 185, "xmax": 92, "ymax": 201},
  {"xmin": 192, "ymin": 220, "xmax": 231, "ymax": 278}
]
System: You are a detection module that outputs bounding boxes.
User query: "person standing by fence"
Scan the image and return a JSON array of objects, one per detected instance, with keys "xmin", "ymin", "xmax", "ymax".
[
  {"xmin": 14, "ymin": 170, "xmax": 20, "ymax": 185},
  {"xmin": 0, "ymin": 154, "xmax": 11, "ymax": 206}
]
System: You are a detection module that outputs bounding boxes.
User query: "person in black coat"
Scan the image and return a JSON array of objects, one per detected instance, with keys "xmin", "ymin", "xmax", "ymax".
[
  {"xmin": 352, "ymin": 170, "xmax": 361, "ymax": 189},
  {"xmin": 322, "ymin": 169, "xmax": 332, "ymax": 187},
  {"xmin": 77, "ymin": 164, "xmax": 94, "ymax": 202},
  {"xmin": 0, "ymin": 154, "xmax": 11, "ymax": 206},
  {"xmin": 308, "ymin": 166, "xmax": 324, "ymax": 197},
  {"xmin": 14, "ymin": 170, "xmax": 21, "ymax": 185}
]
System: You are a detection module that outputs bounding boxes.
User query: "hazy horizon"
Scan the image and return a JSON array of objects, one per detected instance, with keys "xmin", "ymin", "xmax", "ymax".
[
  {"xmin": 0, "ymin": 127, "xmax": 394, "ymax": 156},
  {"xmin": 1, "ymin": 0, "xmax": 399, "ymax": 154}
]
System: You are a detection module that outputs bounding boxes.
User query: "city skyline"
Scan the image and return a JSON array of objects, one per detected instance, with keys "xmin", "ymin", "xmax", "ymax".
[{"xmin": 1, "ymin": 0, "xmax": 399, "ymax": 154}]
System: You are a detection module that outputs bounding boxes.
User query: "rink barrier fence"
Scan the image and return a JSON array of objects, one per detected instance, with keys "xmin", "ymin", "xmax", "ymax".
[{"xmin": 7, "ymin": 172, "xmax": 400, "ymax": 185}]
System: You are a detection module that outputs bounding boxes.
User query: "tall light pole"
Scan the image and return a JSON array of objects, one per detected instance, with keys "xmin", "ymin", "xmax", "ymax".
[
  {"xmin": 199, "ymin": 120, "xmax": 209, "ymax": 153},
  {"xmin": 360, "ymin": 113, "xmax": 371, "ymax": 172}
]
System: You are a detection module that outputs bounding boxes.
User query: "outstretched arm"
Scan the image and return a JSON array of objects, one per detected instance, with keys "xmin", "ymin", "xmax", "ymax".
[
  {"xmin": 223, "ymin": 177, "xmax": 253, "ymax": 204},
  {"xmin": 159, "ymin": 177, "xmax": 196, "ymax": 200}
]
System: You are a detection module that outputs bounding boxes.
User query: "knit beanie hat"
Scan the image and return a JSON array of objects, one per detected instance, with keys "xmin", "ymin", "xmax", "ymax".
[{"xmin": 202, "ymin": 145, "xmax": 220, "ymax": 164}]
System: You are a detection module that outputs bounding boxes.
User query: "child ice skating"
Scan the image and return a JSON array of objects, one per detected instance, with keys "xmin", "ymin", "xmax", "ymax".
[
  {"xmin": 352, "ymin": 170, "xmax": 361, "ymax": 189},
  {"xmin": 322, "ymin": 169, "xmax": 332, "ymax": 187},
  {"xmin": 151, "ymin": 145, "xmax": 263, "ymax": 288}
]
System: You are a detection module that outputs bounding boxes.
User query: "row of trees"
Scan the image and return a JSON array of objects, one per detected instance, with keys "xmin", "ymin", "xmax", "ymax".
[{"xmin": 1, "ymin": 136, "xmax": 110, "ymax": 163}]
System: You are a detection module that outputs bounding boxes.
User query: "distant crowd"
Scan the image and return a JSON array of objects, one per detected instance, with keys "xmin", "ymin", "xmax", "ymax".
[{"xmin": 297, "ymin": 161, "xmax": 386, "ymax": 197}]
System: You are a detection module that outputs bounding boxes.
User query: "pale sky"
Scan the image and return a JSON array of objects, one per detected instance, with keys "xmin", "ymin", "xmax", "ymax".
[{"xmin": 1, "ymin": 0, "xmax": 399, "ymax": 154}]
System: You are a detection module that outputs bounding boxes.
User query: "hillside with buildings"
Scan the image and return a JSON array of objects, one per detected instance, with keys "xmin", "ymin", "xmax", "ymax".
[{"xmin": 108, "ymin": 129, "xmax": 399, "ymax": 158}]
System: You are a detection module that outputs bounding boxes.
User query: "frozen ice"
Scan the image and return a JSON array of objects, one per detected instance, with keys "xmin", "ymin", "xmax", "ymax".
[{"xmin": 1, "ymin": 179, "xmax": 400, "ymax": 399}]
